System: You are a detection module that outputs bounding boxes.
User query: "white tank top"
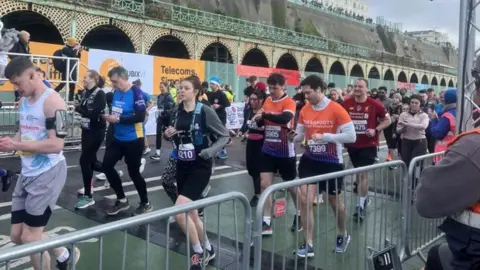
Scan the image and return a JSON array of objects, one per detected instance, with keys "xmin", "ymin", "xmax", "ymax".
[{"xmin": 18, "ymin": 88, "xmax": 65, "ymax": 177}]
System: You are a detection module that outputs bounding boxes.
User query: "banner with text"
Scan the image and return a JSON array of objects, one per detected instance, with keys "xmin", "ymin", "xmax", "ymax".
[
  {"xmin": 397, "ymin": 82, "xmax": 416, "ymax": 91},
  {"xmin": 153, "ymin": 57, "xmax": 206, "ymax": 95},
  {"xmin": 0, "ymin": 42, "xmax": 89, "ymax": 92},
  {"xmin": 236, "ymin": 65, "xmax": 300, "ymax": 86},
  {"xmin": 88, "ymin": 49, "xmax": 154, "ymax": 94}
]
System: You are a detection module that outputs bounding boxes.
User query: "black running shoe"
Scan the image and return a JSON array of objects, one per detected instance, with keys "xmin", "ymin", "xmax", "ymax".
[
  {"xmin": 106, "ymin": 200, "xmax": 130, "ymax": 216},
  {"xmin": 290, "ymin": 215, "xmax": 303, "ymax": 232},
  {"xmin": 1, "ymin": 170, "xmax": 12, "ymax": 192},
  {"xmin": 249, "ymin": 195, "xmax": 259, "ymax": 207},
  {"xmin": 131, "ymin": 202, "xmax": 153, "ymax": 216}
]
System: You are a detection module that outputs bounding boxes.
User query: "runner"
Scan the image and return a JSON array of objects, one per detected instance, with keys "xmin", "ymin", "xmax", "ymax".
[
  {"xmin": 342, "ymin": 78, "xmax": 391, "ymax": 221},
  {"xmin": 74, "ymin": 70, "xmax": 107, "ymax": 209},
  {"xmin": 164, "ymin": 75, "xmax": 229, "ymax": 269},
  {"xmin": 102, "ymin": 66, "xmax": 152, "ymax": 216},
  {"xmin": 291, "ymin": 74, "xmax": 355, "ymax": 257},
  {"xmin": 150, "ymin": 81, "xmax": 174, "ymax": 161},
  {"xmin": 252, "ymin": 73, "xmax": 300, "ymax": 235},
  {"xmin": 238, "ymin": 90, "xmax": 266, "ymax": 207},
  {"xmin": 0, "ymin": 57, "xmax": 79, "ymax": 269},
  {"xmin": 207, "ymin": 76, "xmax": 230, "ymax": 159}
]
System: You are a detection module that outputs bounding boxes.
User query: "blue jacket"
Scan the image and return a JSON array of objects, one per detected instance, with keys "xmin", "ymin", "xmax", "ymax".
[{"xmin": 429, "ymin": 107, "xmax": 456, "ymax": 139}]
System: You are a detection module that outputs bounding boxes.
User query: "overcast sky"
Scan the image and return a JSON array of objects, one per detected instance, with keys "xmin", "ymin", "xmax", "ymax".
[{"xmin": 367, "ymin": 0, "xmax": 480, "ymax": 47}]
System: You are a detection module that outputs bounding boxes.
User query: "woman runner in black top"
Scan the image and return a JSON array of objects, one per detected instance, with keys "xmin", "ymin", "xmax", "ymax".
[
  {"xmin": 74, "ymin": 70, "xmax": 106, "ymax": 209},
  {"xmin": 164, "ymin": 75, "xmax": 229, "ymax": 269},
  {"xmin": 238, "ymin": 90, "xmax": 266, "ymax": 206}
]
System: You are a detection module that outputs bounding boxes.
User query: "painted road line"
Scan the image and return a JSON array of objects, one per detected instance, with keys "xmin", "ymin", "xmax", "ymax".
[
  {"xmin": 92, "ymin": 165, "xmax": 232, "ymax": 193},
  {"xmin": 0, "ymin": 205, "xmax": 62, "ymax": 221},
  {"xmin": 105, "ymin": 170, "xmax": 248, "ymax": 199},
  {"xmin": 106, "ymin": 145, "xmax": 389, "ymax": 200}
]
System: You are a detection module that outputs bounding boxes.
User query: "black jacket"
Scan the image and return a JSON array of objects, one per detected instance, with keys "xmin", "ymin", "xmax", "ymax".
[{"xmin": 9, "ymin": 40, "xmax": 30, "ymax": 59}]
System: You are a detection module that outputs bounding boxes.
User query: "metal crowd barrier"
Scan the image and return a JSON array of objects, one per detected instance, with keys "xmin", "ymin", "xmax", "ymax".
[
  {"xmin": 253, "ymin": 160, "xmax": 408, "ymax": 270},
  {"xmin": 0, "ymin": 192, "xmax": 252, "ymax": 270},
  {"xmin": 404, "ymin": 151, "xmax": 446, "ymax": 263}
]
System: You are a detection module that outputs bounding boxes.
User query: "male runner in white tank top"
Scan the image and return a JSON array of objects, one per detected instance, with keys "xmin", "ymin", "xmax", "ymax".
[{"xmin": 0, "ymin": 57, "xmax": 80, "ymax": 270}]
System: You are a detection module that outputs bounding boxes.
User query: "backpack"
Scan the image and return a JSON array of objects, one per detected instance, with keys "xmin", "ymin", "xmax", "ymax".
[{"xmin": 52, "ymin": 49, "xmax": 65, "ymax": 71}]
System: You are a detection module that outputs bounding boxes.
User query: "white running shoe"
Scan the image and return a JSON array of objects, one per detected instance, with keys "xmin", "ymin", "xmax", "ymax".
[
  {"xmin": 313, "ymin": 194, "xmax": 324, "ymax": 205},
  {"xmin": 168, "ymin": 216, "xmax": 176, "ymax": 224},
  {"xmin": 96, "ymin": 170, "xmax": 123, "ymax": 180},
  {"xmin": 202, "ymin": 185, "xmax": 211, "ymax": 198},
  {"xmin": 143, "ymin": 147, "xmax": 151, "ymax": 155},
  {"xmin": 140, "ymin": 158, "xmax": 146, "ymax": 174}
]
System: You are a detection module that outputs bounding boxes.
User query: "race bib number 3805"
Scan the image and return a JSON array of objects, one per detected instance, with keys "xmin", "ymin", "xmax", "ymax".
[{"xmin": 265, "ymin": 126, "xmax": 281, "ymax": 143}]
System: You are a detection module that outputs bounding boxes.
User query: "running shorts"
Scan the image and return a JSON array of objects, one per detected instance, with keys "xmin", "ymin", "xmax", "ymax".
[
  {"xmin": 260, "ymin": 152, "xmax": 297, "ymax": 181},
  {"xmin": 298, "ymin": 155, "xmax": 343, "ymax": 195},
  {"xmin": 176, "ymin": 159, "xmax": 212, "ymax": 201},
  {"xmin": 347, "ymin": 146, "xmax": 377, "ymax": 168},
  {"xmin": 11, "ymin": 160, "xmax": 67, "ymax": 227}
]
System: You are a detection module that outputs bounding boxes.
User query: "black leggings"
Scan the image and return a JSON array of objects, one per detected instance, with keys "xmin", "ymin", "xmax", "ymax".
[
  {"xmin": 401, "ymin": 138, "xmax": 427, "ymax": 167},
  {"xmin": 54, "ymin": 69, "xmax": 76, "ymax": 101},
  {"xmin": 102, "ymin": 138, "xmax": 148, "ymax": 203},
  {"xmin": 155, "ymin": 120, "xmax": 164, "ymax": 150},
  {"xmin": 79, "ymin": 128, "xmax": 105, "ymax": 197},
  {"xmin": 246, "ymin": 139, "xmax": 263, "ymax": 195}
]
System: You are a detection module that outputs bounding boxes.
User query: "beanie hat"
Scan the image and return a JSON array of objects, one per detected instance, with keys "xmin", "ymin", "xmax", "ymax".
[
  {"xmin": 254, "ymin": 82, "xmax": 267, "ymax": 92},
  {"xmin": 444, "ymin": 89, "xmax": 457, "ymax": 105},
  {"xmin": 209, "ymin": 76, "xmax": 221, "ymax": 87}
]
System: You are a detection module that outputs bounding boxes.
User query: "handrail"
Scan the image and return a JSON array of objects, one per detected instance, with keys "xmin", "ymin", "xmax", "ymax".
[{"xmin": 38, "ymin": 0, "xmax": 457, "ymax": 76}]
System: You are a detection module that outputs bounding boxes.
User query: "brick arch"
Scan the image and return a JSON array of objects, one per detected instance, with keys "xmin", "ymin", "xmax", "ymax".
[
  {"xmin": 272, "ymin": 48, "xmax": 300, "ymax": 69},
  {"xmin": 0, "ymin": 0, "xmax": 28, "ymax": 17},
  {"xmin": 239, "ymin": 44, "xmax": 271, "ymax": 67},
  {"xmin": 112, "ymin": 20, "xmax": 142, "ymax": 53},
  {"xmin": 74, "ymin": 13, "xmax": 110, "ymax": 44},
  {"xmin": 143, "ymin": 28, "xmax": 195, "ymax": 59},
  {"xmin": 198, "ymin": 38, "xmax": 236, "ymax": 63}
]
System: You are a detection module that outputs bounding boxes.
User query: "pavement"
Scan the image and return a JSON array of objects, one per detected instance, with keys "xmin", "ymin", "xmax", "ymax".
[{"xmin": 0, "ymin": 136, "xmax": 431, "ymax": 270}]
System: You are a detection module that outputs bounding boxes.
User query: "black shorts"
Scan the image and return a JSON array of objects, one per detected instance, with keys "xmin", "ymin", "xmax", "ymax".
[
  {"xmin": 347, "ymin": 146, "xmax": 377, "ymax": 168},
  {"xmin": 260, "ymin": 152, "xmax": 297, "ymax": 181},
  {"xmin": 11, "ymin": 207, "xmax": 52, "ymax": 227},
  {"xmin": 383, "ymin": 127, "xmax": 398, "ymax": 149},
  {"xmin": 176, "ymin": 159, "xmax": 212, "ymax": 201},
  {"xmin": 298, "ymin": 155, "xmax": 344, "ymax": 195}
]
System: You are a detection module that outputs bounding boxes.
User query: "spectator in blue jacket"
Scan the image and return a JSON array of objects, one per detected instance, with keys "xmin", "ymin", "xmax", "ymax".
[{"xmin": 429, "ymin": 89, "xmax": 457, "ymax": 158}]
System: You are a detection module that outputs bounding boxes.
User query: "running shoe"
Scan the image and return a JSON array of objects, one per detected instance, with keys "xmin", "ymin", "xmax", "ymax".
[
  {"xmin": 250, "ymin": 195, "xmax": 259, "ymax": 207},
  {"xmin": 226, "ymin": 137, "xmax": 233, "ymax": 146},
  {"xmin": 96, "ymin": 170, "xmax": 123, "ymax": 180},
  {"xmin": 353, "ymin": 206, "xmax": 365, "ymax": 221},
  {"xmin": 189, "ymin": 252, "xmax": 203, "ymax": 269},
  {"xmin": 140, "ymin": 158, "xmax": 146, "ymax": 174},
  {"xmin": 204, "ymin": 246, "xmax": 216, "ymax": 265},
  {"xmin": 295, "ymin": 243, "xmax": 314, "ymax": 258},
  {"xmin": 313, "ymin": 194, "xmax": 324, "ymax": 205},
  {"xmin": 131, "ymin": 202, "xmax": 153, "ymax": 216},
  {"xmin": 198, "ymin": 208, "xmax": 204, "ymax": 217},
  {"xmin": 262, "ymin": 221, "xmax": 272, "ymax": 236},
  {"xmin": 56, "ymin": 247, "xmax": 80, "ymax": 270},
  {"xmin": 217, "ymin": 150, "xmax": 228, "ymax": 159},
  {"xmin": 1, "ymin": 170, "xmax": 13, "ymax": 192},
  {"xmin": 290, "ymin": 215, "xmax": 303, "ymax": 232},
  {"xmin": 201, "ymin": 185, "xmax": 211, "ymax": 198},
  {"xmin": 106, "ymin": 200, "xmax": 130, "ymax": 216},
  {"xmin": 150, "ymin": 154, "xmax": 161, "ymax": 161},
  {"xmin": 75, "ymin": 196, "xmax": 95, "ymax": 209},
  {"xmin": 143, "ymin": 147, "xmax": 151, "ymax": 155},
  {"xmin": 168, "ymin": 216, "xmax": 176, "ymax": 224},
  {"xmin": 334, "ymin": 234, "xmax": 351, "ymax": 253}
]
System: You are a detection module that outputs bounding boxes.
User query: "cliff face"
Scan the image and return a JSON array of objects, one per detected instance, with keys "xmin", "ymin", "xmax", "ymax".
[{"xmin": 163, "ymin": 0, "xmax": 457, "ymax": 67}]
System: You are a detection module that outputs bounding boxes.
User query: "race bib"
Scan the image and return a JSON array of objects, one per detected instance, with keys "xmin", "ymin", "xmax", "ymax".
[
  {"xmin": 112, "ymin": 106, "xmax": 123, "ymax": 118},
  {"xmin": 353, "ymin": 120, "xmax": 367, "ymax": 134},
  {"xmin": 265, "ymin": 126, "xmax": 281, "ymax": 142},
  {"xmin": 247, "ymin": 120, "xmax": 260, "ymax": 130},
  {"xmin": 178, "ymin": 143, "xmax": 196, "ymax": 161},
  {"xmin": 308, "ymin": 141, "xmax": 328, "ymax": 155},
  {"xmin": 155, "ymin": 109, "xmax": 163, "ymax": 119},
  {"xmin": 81, "ymin": 117, "xmax": 90, "ymax": 129}
]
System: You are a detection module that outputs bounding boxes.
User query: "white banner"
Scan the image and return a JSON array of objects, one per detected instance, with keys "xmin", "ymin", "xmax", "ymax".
[
  {"xmin": 226, "ymin": 102, "xmax": 245, "ymax": 130},
  {"xmin": 145, "ymin": 107, "xmax": 158, "ymax": 136},
  {"xmin": 87, "ymin": 49, "xmax": 155, "ymax": 94}
]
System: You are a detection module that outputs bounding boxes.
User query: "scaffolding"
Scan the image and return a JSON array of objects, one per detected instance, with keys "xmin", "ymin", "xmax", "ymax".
[{"xmin": 457, "ymin": 0, "xmax": 480, "ymax": 133}]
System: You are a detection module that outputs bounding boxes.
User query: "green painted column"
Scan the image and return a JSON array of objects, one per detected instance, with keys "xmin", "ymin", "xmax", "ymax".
[{"xmin": 70, "ymin": 10, "xmax": 77, "ymax": 38}]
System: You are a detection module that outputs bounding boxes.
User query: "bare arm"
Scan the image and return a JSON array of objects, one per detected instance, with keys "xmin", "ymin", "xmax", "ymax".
[
  {"xmin": 14, "ymin": 93, "xmax": 66, "ymax": 154},
  {"xmin": 376, "ymin": 114, "xmax": 391, "ymax": 132}
]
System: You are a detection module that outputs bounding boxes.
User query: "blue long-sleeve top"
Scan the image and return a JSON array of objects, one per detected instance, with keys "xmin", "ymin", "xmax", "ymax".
[{"xmin": 429, "ymin": 108, "xmax": 456, "ymax": 140}]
